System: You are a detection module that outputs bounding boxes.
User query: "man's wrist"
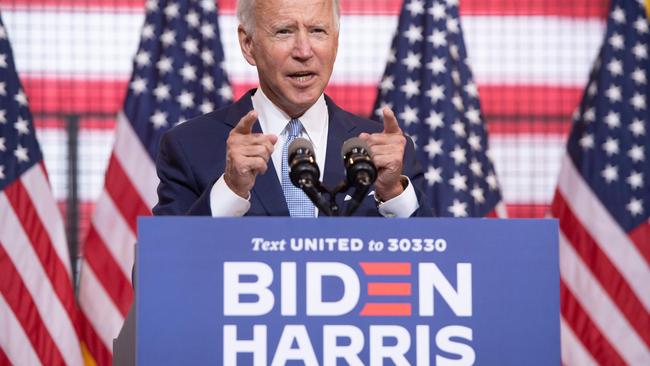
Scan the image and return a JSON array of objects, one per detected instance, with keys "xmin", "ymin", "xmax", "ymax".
[{"xmin": 375, "ymin": 177, "xmax": 409, "ymax": 204}]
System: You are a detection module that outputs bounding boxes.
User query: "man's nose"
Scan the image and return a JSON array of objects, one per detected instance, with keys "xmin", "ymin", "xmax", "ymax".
[{"xmin": 292, "ymin": 31, "xmax": 314, "ymax": 60}]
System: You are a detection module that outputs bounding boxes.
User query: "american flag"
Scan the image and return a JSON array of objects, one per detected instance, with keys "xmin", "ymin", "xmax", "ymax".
[
  {"xmin": 0, "ymin": 13, "xmax": 83, "ymax": 366},
  {"xmin": 77, "ymin": 0, "xmax": 232, "ymax": 363},
  {"xmin": 551, "ymin": 0, "xmax": 650, "ymax": 364},
  {"xmin": 372, "ymin": 0, "xmax": 505, "ymax": 217}
]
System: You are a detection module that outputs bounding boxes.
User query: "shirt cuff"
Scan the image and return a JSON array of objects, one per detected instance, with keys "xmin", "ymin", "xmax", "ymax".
[
  {"xmin": 376, "ymin": 176, "xmax": 419, "ymax": 218},
  {"xmin": 210, "ymin": 175, "xmax": 251, "ymax": 217}
]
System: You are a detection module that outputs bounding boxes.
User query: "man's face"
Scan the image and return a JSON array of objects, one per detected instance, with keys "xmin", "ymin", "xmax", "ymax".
[{"xmin": 238, "ymin": 0, "xmax": 339, "ymax": 117}]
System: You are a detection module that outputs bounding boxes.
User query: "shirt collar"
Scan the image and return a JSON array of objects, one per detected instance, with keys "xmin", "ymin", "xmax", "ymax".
[{"xmin": 252, "ymin": 87, "xmax": 328, "ymax": 142}]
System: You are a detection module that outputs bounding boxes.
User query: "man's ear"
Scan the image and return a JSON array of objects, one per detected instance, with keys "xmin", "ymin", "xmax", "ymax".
[{"xmin": 238, "ymin": 25, "xmax": 256, "ymax": 66}]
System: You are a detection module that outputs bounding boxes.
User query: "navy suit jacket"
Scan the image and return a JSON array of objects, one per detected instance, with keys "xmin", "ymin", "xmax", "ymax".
[{"xmin": 153, "ymin": 90, "xmax": 432, "ymax": 217}]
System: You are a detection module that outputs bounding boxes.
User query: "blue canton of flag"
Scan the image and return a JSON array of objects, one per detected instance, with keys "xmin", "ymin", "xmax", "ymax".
[
  {"xmin": 566, "ymin": 0, "xmax": 649, "ymax": 231},
  {"xmin": 372, "ymin": 0, "xmax": 504, "ymax": 217},
  {"xmin": 0, "ymin": 15, "xmax": 42, "ymax": 189},
  {"xmin": 124, "ymin": 0, "xmax": 233, "ymax": 160}
]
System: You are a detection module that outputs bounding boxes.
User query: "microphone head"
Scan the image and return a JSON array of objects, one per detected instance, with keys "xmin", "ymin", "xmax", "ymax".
[
  {"xmin": 288, "ymin": 137, "xmax": 314, "ymax": 157},
  {"xmin": 341, "ymin": 137, "xmax": 370, "ymax": 159}
]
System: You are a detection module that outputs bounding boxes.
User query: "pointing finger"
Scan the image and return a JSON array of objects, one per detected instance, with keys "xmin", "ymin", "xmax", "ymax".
[
  {"xmin": 382, "ymin": 107, "xmax": 402, "ymax": 134},
  {"xmin": 232, "ymin": 110, "xmax": 258, "ymax": 135}
]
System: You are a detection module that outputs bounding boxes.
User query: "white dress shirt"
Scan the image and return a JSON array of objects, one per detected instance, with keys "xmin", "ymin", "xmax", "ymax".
[{"xmin": 210, "ymin": 88, "xmax": 419, "ymax": 217}]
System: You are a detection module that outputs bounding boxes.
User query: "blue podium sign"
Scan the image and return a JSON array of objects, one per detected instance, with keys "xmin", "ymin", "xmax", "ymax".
[{"xmin": 137, "ymin": 217, "xmax": 559, "ymax": 365}]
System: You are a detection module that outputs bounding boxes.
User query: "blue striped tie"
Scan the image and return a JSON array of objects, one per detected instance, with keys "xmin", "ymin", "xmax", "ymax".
[{"xmin": 281, "ymin": 119, "xmax": 315, "ymax": 217}]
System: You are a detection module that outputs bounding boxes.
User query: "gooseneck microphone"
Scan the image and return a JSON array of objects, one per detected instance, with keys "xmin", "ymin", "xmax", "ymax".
[
  {"xmin": 288, "ymin": 138, "xmax": 333, "ymax": 216},
  {"xmin": 341, "ymin": 138, "xmax": 377, "ymax": 216}
]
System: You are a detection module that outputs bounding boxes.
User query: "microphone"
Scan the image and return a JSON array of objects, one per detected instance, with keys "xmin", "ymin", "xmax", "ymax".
[
  {"xmin": 288, "ymin": 138, "xmax": 332, "ymax": 215},
  {"xmin": 341, "ymin": 138, "xmax": 377, "ymax": 215}
]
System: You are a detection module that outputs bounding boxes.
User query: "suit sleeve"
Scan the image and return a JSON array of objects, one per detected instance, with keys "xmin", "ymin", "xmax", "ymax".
[{"xmin": 152, "ymin": 132, "xmax": 213, "ymax": 216}]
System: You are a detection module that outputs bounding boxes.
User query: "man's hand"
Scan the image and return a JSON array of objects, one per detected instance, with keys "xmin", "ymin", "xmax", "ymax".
[
  {"xmin": 359, "ymin": 107, "xmax": 406, "ymax": 201},
  {"xmin": 224, "ymin": 110, "xmax": 278, "ymax": 198}
]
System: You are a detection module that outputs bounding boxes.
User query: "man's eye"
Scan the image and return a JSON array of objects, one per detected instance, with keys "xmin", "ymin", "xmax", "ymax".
[{"xmin": 276, "ymin": 29, "xmax": 291, "ymax": 35}]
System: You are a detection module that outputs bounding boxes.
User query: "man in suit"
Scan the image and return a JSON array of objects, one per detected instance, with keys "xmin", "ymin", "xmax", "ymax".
[{"xmin": 153, "ymin": 0, "xmax": 432, "ymax": 217}]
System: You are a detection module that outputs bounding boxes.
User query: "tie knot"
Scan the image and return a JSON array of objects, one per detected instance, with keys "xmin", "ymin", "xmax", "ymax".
[{"xmin": 287, "ymin": 118, "xmax": 302, "ymax": 139}]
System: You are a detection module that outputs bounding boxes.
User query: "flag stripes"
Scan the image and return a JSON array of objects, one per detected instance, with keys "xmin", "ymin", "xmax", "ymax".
[{"xmin": 0, "ymin": 294, "xmax": 42, "ymax": 366}]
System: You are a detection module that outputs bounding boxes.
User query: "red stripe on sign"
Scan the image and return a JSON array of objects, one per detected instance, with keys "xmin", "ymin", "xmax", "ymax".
[
  {"xmin": 83, "ymin": 225, "xmax": 133, "ymax": 317},
  {"xmin": 460, "ymin": 0, "xmax": 610, "ymax": 18},
  {"xmin": 104, "ymin": 154, "xmax": 152, "ymax": 234},
  {"xmin": 0, "ymin": 243, "xmax": 66, "ymax": 366},
  {"xmin": 2, "ymin": 0, "xmax": 610, "ymax": 17},
  {"xmin": 367, "ymin": 282, "xmax": 412, "ymax": 296},
  {"xmin": 360, "ymin": 303, "xmax": 412, "ymax": 316},
  {"xmin": 629, "ymin": 220, "xmax": 650, "ymax": 266},
  {"xmin": 552, "ymin": 193, "xmax": 650, "ymax": 348},
  {"xmin": 78, "ymin": 309, "xmax": 112, "ymax": 366},
  {"xmin": 360, "ymin": 262, "xmax": 411, "ymax": 276},
  {"xmin": 3, "ymin": 180, "xmax": 79, "ymax": 335},
  {"xmin": 560, "ymin": 280, "xmax": 626, "ymax": 365}
]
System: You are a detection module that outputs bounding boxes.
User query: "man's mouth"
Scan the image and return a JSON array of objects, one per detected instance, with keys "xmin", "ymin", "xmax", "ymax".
[{"xmin": 288, "ymin": 71, "xmax": 316, "ymax": 83}]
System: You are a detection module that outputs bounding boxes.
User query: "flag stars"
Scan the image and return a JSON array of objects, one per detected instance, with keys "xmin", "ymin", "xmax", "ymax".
[
  {"xmin": 403, "ymin": 25, "xmax": 423, "ymax": 44},
  {"xmin": 157, "ymin": 56, "xmax": 173, "ymax": 74},
  {"xmin": 429, "ymin": 3, "xmax": 446, "ymax": 19},
  {"xmin": 180, "ymin": 63, "xmax": 197, "ymax": 81},
  {"xmin": 425, "ymin": 166, "xmax": 443, "ymax": 185},
  {"xmin": 153, "ymin": 83, "xmax": 170, "ymax": 101},
  {"xmin": 609, "ymin": 33, "xmax": 624, "ymax": 50},
  {"xmin": 130, "ymin": 77, "xmax": 147, "ymax": 95},
  {"xmin": 399, "ymin": 106, "xmax": 419, "ymax": 127},
  {"xmin": 464, "ymin": 82, "xmax": 478, "ymax": 97},
  {"xmin": 141, "ymin": 24, "xmax": 155, "ymax": 40},
  {"xmin": 0, "ymin": 54, "xmax": 7, "ymax": 68},
  {"xmin": 485, "ymin": 172, "xmax": 498, "ymax": 190},
  {"xmin": 14, "ymin": 117, "xmax": 29, "ymax": 135},
  {"xmin": 626, "ymin": 171, "xmax": 643, "ymax": 190},
  {"xmin": 0, "ymin": 165, "xmax": 4, "ymax": 180},
  {"xmin": 629, "ymin": 119, "xmax": 645, "ymax": 136},
  {"xmin": 428, "ymin": 30, "xmax": 447, "ymax": 48},
  {"xmin": 448, "ymin": 199, "xmax": 468, "ymax": 217},
  {"xmin": 201, "ymin": 49, "xmax": 215, "ymax": 65},
  {"xmin": 601, "ymin": 164, "xmax": 618, "ymax": 183},
  {"xmin": 200, "ymin": 23, "xmax": 215, "ymax": 39},
  {"xmin": 161, "ymin": 30, "xmax": 176, "ymax": 47},
  {"xmin": 604, "ymin": 111, "xmax": 620, "ymax": 128},
  {"xmin": 579, "ymin": 134, "xmax": 594, "ymax": 150},
  {"xmin": 630, "ymin": 93, "xmax": 646, "ymax": 110},
  {"xmin": 449, "ymin": 172, "xmax": 468, "ymax": 191},
  {"xmin": 465, "ymin": 107, "xmax": 481, "ymax": 124},
  {"xmin": 631, "ymin": 68, "xmax": 647, "ymax": 84},
  {"xmin": 0, "ymin": 82, "xmax": 5, "ymax": 95},
  {"xmin": 471, "ymin": 185, "xmax": 485, "ymax": 204},
  {"xmin": 424, "ymin": 138, "xmax": 443, "ymax": 158},
  {"xmin": 201, "ymin": 75, "xmax": 215, "ymax": 91},
  {"xmin": 632, "ymin": 43, "xmax": 648, "ymax": 60},
  {"xmin": 446, "ymin": 17, "xmax": 459, "ymax": 33},
  {"xmin": 401, "ymin": 51, "xmax": 422, "ymax": 71},
  {"xmin": 135, "ymin": 50, "xmax": 151, "ymax": 68},
  {"xmin": 627, "ymin": 145, "xmax": 644, "ymax": 162},
  {"xmin": 164, "ymin": 3, "xmax": 180, "ymax": 18},
  {"xmin": 426, "ymin": 111, "xmax": 444, "ymax": 130},
  {"xmin": 150, "ymin": 110, "xmax": 168, "ymax": 129},
  {"xmin": 450, "ymin": 145, "xmax": 467, "ymax": 165},
  {"xmin": 145, "ymin": 0, "xmax": 157, "ymax": 11},
  {"xmin": 602, "ymin": 137, "xmax": 619, "ymax": 156},
  {"xmin": 0, "ymin": 110, "xmax": 5, "ymax": 124},
  {"xmin": 452, "ymin": 93, "xmax": 464, "ymax": 111},
  {"xmin": 607, "ymin": 59, "xmax": 623, "ymax": 76},
  {"xmin": 634, "ymin": 17, "xmax": 649, "ymax": 34},
  {"xmin": 0, "ymin": 25, "xmax": 6, "ymax": 39},
  {"xmin": 611, "ymin": 7, "xmax": 626, "ymax": 24},
  {"xmin": 0, "ymin": 137, "xmax": 5, "ymax": 151},
  {"xmin": 14, "ymin": 144, "xmax": 29, "ymax": 162},
  {"xmin": 605, "ymin": 85, "xmax": 622, "ymax": 102},
  {"xmin": 405, "ymin": 0, "xmax": 425, "ymax": 16},
  {"xmin": 426, "ymin": 84, "xmax": 445, "ymax": 103},
  {"xmin": 182, "ymin": 37, "xmax": 199, "ymax": 55},
  {"xmin": 626, "ymin": 198, "xmax": 643, "ymax": 216},
  {"xmin": 218, "ymin": 83, "xmax": 233, "ymax": 101},
  {"xmin": 468, "ymin": 133, "xmax": 482, "ymax": 151},
  {"xmin": 186, "ymin": 11, "xmax": 200, "ymax": 28},
  {"xmin": 380, "ymin": 76, "xmax": 395, "ymax": 94},
  {"xmin": 469, "ymin": 159, "xmax": 483, "ymax": 176},
  {"xmin": 427, "ymin": 57, "xmax": 446, "ymax": 74},
  {"xmin": 200, "ymin": 100, "xmax": 214, "ymax": 114},
  {"xmin": 451, "ymin": 119, "xmax": 466, "ymax": 137},
  {"xmin": 14, "ymin": 90, "xmax": 27, "ymax": 106},
  {"xmin": 200, "ymin": 0, "xmax": 215, "ymax": 11},
  {"xmin": 400, "ymin": 78, "xmax": 421, "ymax": 98},
  {"xmin": 177, "ymin": 90, "xmax": 195, "ymax": 109},
  {"xmin": 583, "ymin": 107, "xmax": 596, "ymax": 123}
]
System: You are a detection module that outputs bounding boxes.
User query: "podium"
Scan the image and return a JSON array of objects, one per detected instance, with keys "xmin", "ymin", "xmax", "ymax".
[{"xmin": 115, "ymin": 217, "xmax": 559, "ymax": 365}]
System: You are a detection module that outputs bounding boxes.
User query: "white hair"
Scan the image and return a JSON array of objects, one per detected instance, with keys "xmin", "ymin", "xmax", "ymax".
[{"xmin": 236, "ymin": 0, "xmax": 340, "ymax": 34}]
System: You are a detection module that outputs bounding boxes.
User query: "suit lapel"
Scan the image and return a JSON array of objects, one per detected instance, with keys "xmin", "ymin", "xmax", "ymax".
[{"xmin": 224, "ymin": 90, "xmax": 289, "ymax": 216}]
